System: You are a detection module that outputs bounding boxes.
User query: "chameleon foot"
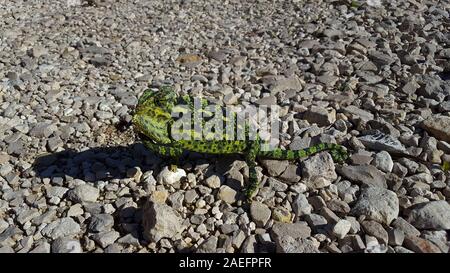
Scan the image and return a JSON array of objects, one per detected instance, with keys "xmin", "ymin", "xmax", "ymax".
[{"xmin": 169, "ymin": 164, "xmax": 178, "ymax": 172}]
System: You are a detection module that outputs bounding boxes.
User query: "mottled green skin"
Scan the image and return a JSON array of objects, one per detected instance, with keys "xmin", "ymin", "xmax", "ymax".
[{"xmin": 133, "ymin": 86, "xmax": 349, "ymax": 200}]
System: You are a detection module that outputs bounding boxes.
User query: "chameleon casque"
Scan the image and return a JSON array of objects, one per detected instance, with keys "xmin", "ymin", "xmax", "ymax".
[{"xmin": 132, "ymin": 86, "xmax": 349, "ymax": 201}]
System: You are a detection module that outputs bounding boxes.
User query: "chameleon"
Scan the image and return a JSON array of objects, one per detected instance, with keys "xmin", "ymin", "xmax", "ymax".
[{"xmin": 132, "ymin": 86, "xmax": 349, "ymax": 201}]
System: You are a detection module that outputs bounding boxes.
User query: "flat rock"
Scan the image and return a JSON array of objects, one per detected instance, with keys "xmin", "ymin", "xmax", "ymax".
[
  {"xmin": 41, "ymin": 217, "xmax": 81, "ymax": 240},
  {"xmin": 358, "ymin": 133, "xmax": 406, "ymax": 153},
  {"xmin": 337, "ymin": 165, "xmax": 387, "ymax": 188},
  {"xmin": 351, "ymin": 186, "xmax": 399, "ymax": 225},
  {"xmin": 92, "ymin": 231, "xmax": 120, "ymax": 248},
  {"xmin": 270, "ymin": 222, "xmax": 311, "ymax": 242}
]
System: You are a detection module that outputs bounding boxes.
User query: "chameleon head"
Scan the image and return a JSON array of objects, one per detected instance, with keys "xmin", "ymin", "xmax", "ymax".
[{"xmin": 132, "ymin": 86, "xmax": 178, "ymax": 144}]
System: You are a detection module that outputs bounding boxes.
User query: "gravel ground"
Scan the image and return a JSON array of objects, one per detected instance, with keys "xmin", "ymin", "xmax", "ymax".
[{"xmin": 1, "ymin": 0, "xmax": 450, "ymax": 253}]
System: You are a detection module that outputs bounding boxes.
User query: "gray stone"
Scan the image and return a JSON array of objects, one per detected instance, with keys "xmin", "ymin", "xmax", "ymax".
[
  {"xmin": 250, "ymin": 202, "xmax": 271, "ymax": 227},
  {"xmin": 361, "ymin": 220, "xmax": 389, "ymax": 244},
  {"xmin": 196, "ymin": 236, "xmax": 218, "ymax": 253},
  {"xmin": 338, "ymin": 165, "xmax": 387, "ymax": 188},
  {"xmin": 260, "ymin": 160, "xmax": 289, "ymax": 177},
  {"xmin": 278, "ymin": 164, "xmax": 301, "ymax": 184},
  {"xmin": 303, "ymin": 106, "xmax": 336, "ymax": 127},
  {"xmin": 368, "ymin": 50, "xmax": 395, "ymax": 66},
  {"xmin": 205, "ymin": 175, "xmax": 222, "ymax": 189},
  {"xmin": 241, "ymin": 235, "xmax": 258, "ymax": 253},
  {"xmin": 292, "ymin": 193, "xmax": 313, "ymax": 216},
  {"xmin": 392, "ymin": 217, "xmax": 421, "ymax": 237},
  {"xmin": 388, "ymin": 229, "xmax": 405, "ymax": 246},
  {"xmin": 332, "ymin": 220, "xmax": 352, "ymax": 239},
  {"xmin": 89, "ymin": 214, "xmax": 115, "ymax": 232},
  {"xmin": 373, "ymin": 151, "xmax": 394, "ymax": 173},
  {"xmin": 117, "ymin": 234, "xmax": 141, "ymax": 246},
  {"xmin": 68, "ymin": 184, "xmax": 99, "ymax": 203},
  {"xmin": 52, "ymin": 237, "xmax": 82, "ymax": 253},
  {"xmin": 275, "ymin": 236, "xmax": 319, "ymax": 253},
  {"xmin": 344, "ymin": 105, "xmax": 374, "ymax": 122},
  {"xmin": 142, "ymin": 201, "xmax": 184, "ymax": 242},
  {"xmin": 351, "ymin": 187, "xmax": 399, "ymax": 225},
  {"xmin": 403, "ymin": 236, "xmax": 441, "ymax": 253},
  {"xmin": 302, "ymin": 152, "xmax": 337, "ymax": 189},
  {"xmin": 271, "ymin": 222, "xmax": 311, "ymax": 242},
  {"xmin": 421, "ymin": 115, "xmax": 450, "ymax": 143},
  {"xmin": 218, "ymin": 185, "xmax": 237, "ymax": 204},
  {"xmin": 41, "ymin": 218, "xmax": 81, "ymax": 240},
  {"xmin": 0, "ymin": 246, "xmax": 14, "ymax": 253},
  {"xmin": 407, "ymin": 201, "xmax": 450, "ymax": 230},
  {"xmin": 92, "ymin": 231, "xmax": 120, "ymax": 248},
  {"xmin": 304, "ymin": 214, "xmax": 328, "ymax": 229},
  {"xmin": 358, "ymin": 133, "xmax": 406, "ymax": 153}
]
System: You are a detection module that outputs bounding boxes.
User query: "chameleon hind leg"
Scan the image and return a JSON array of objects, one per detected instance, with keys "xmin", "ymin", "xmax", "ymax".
[
  {"xmin": 142, "ymin": 139, "xmax": 184, "ymax": 171},
  {"xmin": 258, "ymin": 143, "xmax": 348, "ymax": 163},
  {"xmin": 244, "ymin": 140, "xmax": 261, "ymax": 201}
]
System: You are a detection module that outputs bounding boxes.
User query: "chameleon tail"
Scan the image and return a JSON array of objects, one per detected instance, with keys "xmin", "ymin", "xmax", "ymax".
[{"xmin": 258, "ymin": 143, "xmax": 348, "ymax": 163}]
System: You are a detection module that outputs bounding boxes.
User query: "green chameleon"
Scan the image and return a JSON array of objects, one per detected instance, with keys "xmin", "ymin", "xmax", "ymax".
[{"xmin": 132, "ymin": 86, "xmax": 349, "ymax": 200}]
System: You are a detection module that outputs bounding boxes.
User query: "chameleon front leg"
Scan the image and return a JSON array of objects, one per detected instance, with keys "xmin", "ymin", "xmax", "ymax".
[
  {"xmin": 142, "ymin": 139, "xmax": 184, "ymax": 171},
  {"xmin": 244, "ymin": 140, "xmax": 261, "ymax": 201}
]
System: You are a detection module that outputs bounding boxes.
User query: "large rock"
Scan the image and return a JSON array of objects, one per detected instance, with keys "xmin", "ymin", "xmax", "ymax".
[
  {"xmin": 302, "ymin": 152, "xmax": 337, "ymax": 189},
  {"xmin": 421, "ymin": 115, "xmax": 450, "ymax": 143},
  {"xmin": 407, "ymin": 201, "xmax": 450, "ymax": 230},
  {"xmin": 142, "ymin": 201, "xmax": 185, "ymax": 242},
  {"xmin": 337, "ymin": 165, "xmax": 387, "ymax": 188},
  {"xmin": 351, "ymin": 187, "xmax": 399, "ymax": 225}
]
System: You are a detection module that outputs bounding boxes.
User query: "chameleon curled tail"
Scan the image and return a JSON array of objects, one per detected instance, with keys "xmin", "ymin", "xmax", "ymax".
[{"xmin": 244, "ymin": 142, "xmax": 349, "ymax": 200}]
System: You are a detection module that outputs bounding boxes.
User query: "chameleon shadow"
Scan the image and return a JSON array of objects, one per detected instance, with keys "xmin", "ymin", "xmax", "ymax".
[{"xmin": 32, "ymin": 143, "xmax": 161, "ymax": 182}]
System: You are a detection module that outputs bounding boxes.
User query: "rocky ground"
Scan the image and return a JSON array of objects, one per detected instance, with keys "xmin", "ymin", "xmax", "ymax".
[{"xmin": 1, "ymin": 0, "xmax": 450, "ymax": 253}]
